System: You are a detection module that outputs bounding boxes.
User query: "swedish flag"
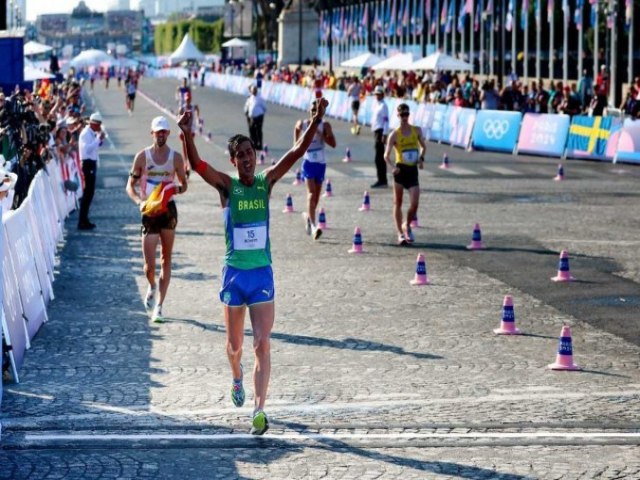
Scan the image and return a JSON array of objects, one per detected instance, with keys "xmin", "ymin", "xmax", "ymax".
[{"xmin": 567, "ymin": 116, "xmax": 613, "ymax": 156}]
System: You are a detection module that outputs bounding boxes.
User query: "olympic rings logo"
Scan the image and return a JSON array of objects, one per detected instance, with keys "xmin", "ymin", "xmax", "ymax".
[{"xmin": 483, "ymin": 120, "xmax": 510, "ymax": 139}]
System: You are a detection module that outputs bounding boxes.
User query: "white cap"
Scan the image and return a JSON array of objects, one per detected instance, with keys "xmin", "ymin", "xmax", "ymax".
[
  {"xmin": 89, "ymin": 113, "xmax": 102, "ymax": 123},
  {"xmin": 151, "ymin": 116, "xmax": 170, "ymax": 132},
  {"xmin": 373, "ymin": 85, "xmax": 384, "ymax": 95},
  {"xmin": 0, "ymin": 167, "xmax": 18, "ymax": 193}
]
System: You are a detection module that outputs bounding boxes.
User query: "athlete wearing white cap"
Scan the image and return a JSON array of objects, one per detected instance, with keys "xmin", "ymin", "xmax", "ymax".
[{"xmin": 126, "ymin": 116, "xmax": 188, "ymax": 323}]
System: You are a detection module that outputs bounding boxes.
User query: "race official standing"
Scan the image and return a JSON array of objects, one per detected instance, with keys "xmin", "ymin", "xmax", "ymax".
[
  {"xmin": 244, "ymin": 84, "xmax": 267, "ymax": 151},
  {"xmin": 370, "ymin": 85, "xmax": 390, "ymax": 188},
  {"xmin": 78, "ymin": 113, "xmax": 105, "ymax": 230}
]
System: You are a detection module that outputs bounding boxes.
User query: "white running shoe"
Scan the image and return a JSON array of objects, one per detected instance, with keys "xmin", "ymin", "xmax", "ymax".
[
  {"xmin": 152, "ymin": 304, "xmax": 164, "ymax": 323},
  {"xmin": 144, "ymin": 285, "xmax": 156, "ymax": 310},
  {"xmin": 303, "ymin": 213, "xmax": 312, "ymax": 235},
  {"xmin": 313, "ymin": 226, "xmax": 323, "ymax": 240}
]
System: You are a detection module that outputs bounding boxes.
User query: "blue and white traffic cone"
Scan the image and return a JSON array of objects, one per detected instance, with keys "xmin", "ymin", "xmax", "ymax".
[
  {"xmin": 323, "ymin": 179, "xmax": 333, "ymax": 197},
  {"xmin": 348, "ymin": 226, "xmax": 364, "ymax": 253},
  {"xmin": 439, "ymin": 153, "xmax": 450, "ymax": 169},
  {"xmin": 551, "ymin": 250, "xmax": 575, "ymax": 282},
  {"xmin": 410, "ymin": 253, "xmax": 430, "ymax": 285},
  {"xmin": 547, "ymin": 325, "xmax": 581, "ymax": 370},
  {"xmin": 493, "ymin": 295, "xmax": 521, "ymax": 335},
  {"xmin": 466, "ymin": 223, "xmax": 485, "ymax": 250},
  {"xmin": 358, "ymin": 191, "xmax": 371, "ymax": 211},
  {"xmin": 318, "ymin": 208, "xmax": 327, "ymax": 229},
  {"xmin": 554, "ymin": 164, "xmax": 565, "ymax": 181},
  {"xmin": 343, "ymin": 147, "xmax": 352, "ymax": 163},
  {"xmin": 282, "ymin": 194, "xmax": 294, "ymax": 213},
  {"xmin": 293, "ymin": 168, "xmax": 303, "ymax": 185}
]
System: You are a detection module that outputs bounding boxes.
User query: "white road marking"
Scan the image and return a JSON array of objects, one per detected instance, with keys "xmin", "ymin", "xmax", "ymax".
[
  {"xmin": 23, "ymin": 431, "xmax": 640, "ymax": 442},
  {"xmin": 483, "ymin": 166, "xmax": 521, "ymax": 176},
  {"xmin": 441, "ymin": 166, "xmax": 476, "ymax": 175}
]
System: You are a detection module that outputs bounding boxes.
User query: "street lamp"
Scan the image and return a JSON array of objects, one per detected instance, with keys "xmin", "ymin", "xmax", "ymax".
[{"xmin": 269, "ymin": 2, "xmax": 278, "ymax": 64}]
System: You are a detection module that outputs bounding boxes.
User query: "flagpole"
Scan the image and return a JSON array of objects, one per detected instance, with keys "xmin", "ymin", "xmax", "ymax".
[
  {"xmin": 511, "ymin": 3, "xmax": 516, "ymax": 75},
  {"xmin": 577, "ymin": 1, "xmax": 583, "ymax": 78},
  {"xmin": 563, "ymin": 3, "xmax": 568, "ymax": 84},
  {"xmin": 480, "ymin": 2, "xmax": 485, "ymax": 74},
  {"xmin": 470, "ymin": 3, "xmax": 475, "ymax": 73},
  {"xmin": 436, "ymin": 0, "xmax": 441, "ymax": 51},
  {"xmin": 536, "ymin": 1, "xmax": 541, "ymax": 79},
  {"xmin": 629, "ymin": 0, "xmax": 634, "ymax": 85},
  {"xmin": 593, "ymin": 2, "xmax": 599, "ymax": 79},
  {"xmin": 524, "ymin": 5, "xmax": 529, "ymax": 79},
  {"xmin": 452, "ymin": 3, "xmax": 456, "ymax": 58},
  {"xmin": 490, "ymin": 2, "xmax": 495, "ymax": 77},
  {"xmin": 462, "ymin": 7, "xmax": 467, "ymax": 67},
  {"xmin": 549, "ymin": 4, "xmax": 554, "ymax": 82},
  {"xmin": 610, "ymin": 2, "xmax": 617, "ymax": 108}
]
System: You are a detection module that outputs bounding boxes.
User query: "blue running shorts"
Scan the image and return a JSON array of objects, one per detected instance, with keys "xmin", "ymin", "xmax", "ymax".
[
  {"xmin": 220, "ymin": 265, "xmax": 275, "ymax": 307},
  {"xmin": 301, "ymin": 160, "xmax": 327, "ymax": 183}
]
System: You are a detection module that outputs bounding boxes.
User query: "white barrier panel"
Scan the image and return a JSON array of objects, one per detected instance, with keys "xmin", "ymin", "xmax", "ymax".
[
  {"xmin": 48, "ymin": 158, "xmax": 69, "ymax": 225},
  {"xmin": 31, "ymin": 176, "xmax": 56, "ymax": 282},
  {"xmin": 24, "ymin": 196, "xmax": 54, "ymax": 305},
  {"xmin": 2, "ymin": 219, "xmax": 28, "ymax": 381},
  {"xmin": 613, "ymin": 119, "xmax": 640, "ymax": 164},
  {"xmin": 3, "ymin": 208, "xmax": 48, "ymax": 340},
  {"xmin": 43, "ymin": 166, "xmax": 64, "ymax": 243}
]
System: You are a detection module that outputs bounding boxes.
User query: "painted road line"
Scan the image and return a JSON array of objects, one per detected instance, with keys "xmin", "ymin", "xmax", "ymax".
[
  {"xmin": 23, "ymin": 431, "xmax": 640, "ymax": 442},
  {"xmin": 441, "ymin": 166, "xmax": 476, "ymax": 175},
  {"xmin": 483, "ymin": 166, "xmax": 521, "ymax": 175}
]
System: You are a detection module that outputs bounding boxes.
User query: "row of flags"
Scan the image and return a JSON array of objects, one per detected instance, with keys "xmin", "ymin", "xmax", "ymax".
[{"xmin": 319, "ymin": 0, "xmax": 632, "ymax": 42}]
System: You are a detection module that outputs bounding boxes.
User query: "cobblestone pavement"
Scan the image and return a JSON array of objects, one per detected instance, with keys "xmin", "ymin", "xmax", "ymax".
[{"xmin": 1, "ymin": 79, "xmax": 639, "ymax": 479}]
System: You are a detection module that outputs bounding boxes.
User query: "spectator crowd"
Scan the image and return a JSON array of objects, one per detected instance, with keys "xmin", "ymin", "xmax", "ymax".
[{"xmin": 219, "ymin": 61, "xmax": 640, "ymax": 120}]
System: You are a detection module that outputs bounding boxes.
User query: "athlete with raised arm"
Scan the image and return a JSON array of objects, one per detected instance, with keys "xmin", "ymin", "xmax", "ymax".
[{"xmin": 177, "ymin": 97, "xmax": 329, "ymax": 435}]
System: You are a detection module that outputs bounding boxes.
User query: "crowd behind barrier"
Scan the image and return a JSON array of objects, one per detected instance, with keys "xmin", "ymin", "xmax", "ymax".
[
  {"xmin": 2, "ymin": 73, "xmax": 93, "ymax": 410},
  {"xmin": 147, "ymin": 68, "xmax": 640, "ymax": 164}
]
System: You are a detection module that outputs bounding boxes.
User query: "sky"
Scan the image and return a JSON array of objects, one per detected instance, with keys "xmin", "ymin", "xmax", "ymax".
[{"xmin": 26, "ymin": 1, "xmax": 140, "ymax": 22}]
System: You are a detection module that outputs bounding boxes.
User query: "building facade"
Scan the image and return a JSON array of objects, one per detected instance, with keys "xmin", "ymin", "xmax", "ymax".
[{"xmin": 35, "ymin": 1, "xmax": 148, "ymax": 55}]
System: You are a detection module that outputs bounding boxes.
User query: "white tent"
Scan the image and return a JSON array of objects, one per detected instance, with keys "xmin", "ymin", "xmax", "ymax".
[
  {"xmin": 70, "ymin": 49, "xmax": 114, "ymax": 68},
  {"xmin": 221, "ymin": 38, "xmax": 250, "ymax": 48},
  {"xmin": 371, "ymin": 53, "xmax": 418, "ymax": 71},
  {"xmin": 24, "ymin": 61, "xmax": 55, "ymax": 81},
  {"xmin": 340, "ymin": 52, "xmax": 383, "ymax": 69},
  {"xmin": 24, "ymin": 40, "xmax": 53, "ymax": 56},
  {"xmin": 410, "ymin": 52, "xmax": 473, "ymax": 71},
  {"xmin": 169, "ymin": 34, "xmax": 204, "ymax": 64}
]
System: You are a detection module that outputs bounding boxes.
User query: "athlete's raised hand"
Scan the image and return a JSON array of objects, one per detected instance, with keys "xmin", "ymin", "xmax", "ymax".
[
  {"xmin": 177, "ymin": 111, "xmax": 192, "ymax": 133},
  {"xmin": 311, "ymin": 97, "xmax": 329, "ymax": 123}
]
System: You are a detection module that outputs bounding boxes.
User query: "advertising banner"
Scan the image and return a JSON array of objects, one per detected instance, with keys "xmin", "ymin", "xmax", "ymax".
[
  {"xmin": 471, "ymin": 110, "xmax": 522, "ymax": 153},
  {"xmin": 428, "ymin": 104, "xmax": 448, "ymax": 142},
  {"xmin": 517, "ymin": 113, "xmax": 571, "ymax": 157},
  {"xmin": 612, "ymin": 119, "xmax": 640, "ymax": 164},
  {"xmin": 442, "ymin": 107, "xmax": 477, "ymax": 148},
  {"xmin": 3, "ymin": 209, "xmax": 48, "ymax": 340},
  {"xmin": 565, "ymin": 115, "xmax": 622, "ymax": 161},
  {"xmin": 2, "ymin": 221, "xmax": 28, "ymax": 379}
]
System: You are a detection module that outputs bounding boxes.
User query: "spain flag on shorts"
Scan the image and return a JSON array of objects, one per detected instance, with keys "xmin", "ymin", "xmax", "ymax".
[{"xmin": 141, "ymin": 181, "xmax": 176, "ymax": 217}]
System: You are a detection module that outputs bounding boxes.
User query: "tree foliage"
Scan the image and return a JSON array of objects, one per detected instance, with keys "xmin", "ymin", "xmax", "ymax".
[{"xmin": 153, "ymin": 18, "xmax": 225, "ymax": 54}]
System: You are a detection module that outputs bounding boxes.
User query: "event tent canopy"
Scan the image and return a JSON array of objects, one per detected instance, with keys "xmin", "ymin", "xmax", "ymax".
[
  {"xmin": 69, "ymin": 49, "xmax": 114, "ymax": 68},
  {"xmin": 410, "ymin": 52, "xmax": 472, "ymax": 71},
  {"xmin": 24, "ymin": 61, "xmax": 55, "ymax": 81},
  {"xmin": 221, "ymin": 38, "xmax": 250, "ymax": 48},
  {"xmin": 169, "ymin": 34, "xmax": 205, "ymax": 63},
  {"xmin": 24, "ymin": 40, "xmax": 53, "ymax": 56},
  {"xmin": 340, "ymin": 52, "xmax": 383, "ymax": 69},
  {"xmin": 371, "ymin": 53, "xmax": 418, "ymax": 71}
]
